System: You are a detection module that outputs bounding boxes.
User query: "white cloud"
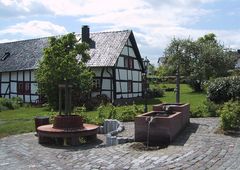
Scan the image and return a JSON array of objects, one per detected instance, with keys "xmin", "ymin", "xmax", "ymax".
[
  {"xmin": 38, "ymin": 0, "xmax": 146, "ymax": 16},
  {"xmin": 1, "ymin": 0, "xmax": 239, "ymax": 65},
  {"xmin": 0, "ymin": 38, "xmax": 18, "ymax": 43},
  {"xmin": 0, "ymin": 20, "xmax": 67, "ymax": 37},
  {"xmin": 0, "ymin": 0, "xmax": 52, "ymax": 18}
]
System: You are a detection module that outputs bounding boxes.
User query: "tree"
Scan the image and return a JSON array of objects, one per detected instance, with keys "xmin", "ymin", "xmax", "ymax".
[
  {"xmin": 36, "ymin": 33, "xmax": 94, "ymax": 109},
  {"xmin": 163, "ymin": 33, "xmax": 237, "ymax": 91},
  {"xmin": 148, "ymin": 64, "xmax": 155, "ymax": 75},
  {"xmin": 163, "ymin": 38, "xmax": 194, "ymax": 76}
]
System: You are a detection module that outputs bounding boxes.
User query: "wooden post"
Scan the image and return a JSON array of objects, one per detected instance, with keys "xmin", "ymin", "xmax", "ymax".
[
  {"xmin": 69, "ymin": 85, "xmax": 72, "ymax": 114},
  {"xmin": 64, "ymin": 81, "xmax": 68, "ymax": 115},
  {"xmin": 59, "ymin": 86, "xmax": 62, "ymax": 115},
  {"xmin": 175, "ymin": 44, "xmax": 180, "ymax": 104},
  {"xmin": 176, "ymin": 65, "xmax": 180, "ymax": 103}
]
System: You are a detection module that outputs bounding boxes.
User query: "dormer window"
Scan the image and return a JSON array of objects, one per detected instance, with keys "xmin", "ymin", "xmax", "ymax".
[{"xmin": 1, "ymin": 52, "xmax": 10, "ymax": 61}]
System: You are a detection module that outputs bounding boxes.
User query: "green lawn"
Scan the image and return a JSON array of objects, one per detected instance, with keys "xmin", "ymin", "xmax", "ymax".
[
  {"xmin": 159, "ymin": 83, "xmax": 206, "ymax": 113},
  {"xmin": 0, "ymin": 84, "xmax": 206, "ymax": 138},
  {"xmin": 0, "ymin": 107, "xmax": 49, "ymax": 138}
]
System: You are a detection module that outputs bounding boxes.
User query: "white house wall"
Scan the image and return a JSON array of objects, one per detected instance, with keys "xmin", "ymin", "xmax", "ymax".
[
  {"xmin": 31, "ymin": 83, "xmax": 38, "ymax": 94},
  {"xmin": 18, "ymin": 71, "xmax": 23, "ymax": 81},
  {"xmin": 127, "ymin": 39, "xmax": 132, "ymax": 46},
  {"xmin": 115, "ymin": 38, "xmax": 143, "ymax": 99},
  {"xmin": 1, "ymin": 73, "xmax": 9, "ymax": 81},
  {"xmin": 134, "ymin": 60, "xmax": 140, "ymax": 69},
  {"xmin": 0, "ymin": 70, "xmax": 39, "ymax": 103},
  {"xmin": 117, "ymin": 56, "xmax": 124, "ymax": 67},
  {"xmin": 121, "ymin": 46, "xmax": 128, "ymax": 56},
  {"xmin": 129, "ymin": 48, "xmax": 136, "ymax": 58},
  {"xmin": 11, "ymin": 72, "xmax": 17, "ymax": 81},
  {"xmin": 118, "ymin": 69, "xmax": 127, "ymax": 80},
  {"xmin": 90, "ymin": 67, "xmax": 113, "ymax": 100},
  {"xmin": 1, "ymin": 83, "xmax": 9, "ymax": 97}
]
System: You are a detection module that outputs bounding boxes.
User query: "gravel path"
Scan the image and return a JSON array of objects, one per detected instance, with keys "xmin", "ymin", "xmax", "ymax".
[{"xmin": 0, "ymin": 118, "xmax": 240, "ymax": 170}]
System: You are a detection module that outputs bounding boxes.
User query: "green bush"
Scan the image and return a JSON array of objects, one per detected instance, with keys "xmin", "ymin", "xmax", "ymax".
[
  {"xmin": 0, "ymin": 105, "xmax": 8, "ymax": 112},
  {"xmin": 148, "ymin": 85, "xmax": 164, "ymax": 98},
  {"xmin": 0, "ymin": 97, "xmax": 23, "ymax": 111},
  {"xmin": 204, "ymin": 100, "xmax": 220, "ymax": 117},
  {"xmin": 73, "ymin": 106, "xmax": 91, "ymax": 123},
  {"xmin": 207, "ymin": 76, "xmax": 240, "ymax": 103},
  {"xmin": 191, "ymin": 100, "xmax": 220, "ymax": 118},
  {"xmin": 11, "ymin": 97, "xmax": 23, "ymax": 109},
  {"xmin": 118, "ymin": 106, "xmax": 136, "ymax": 122},
  {"xmin": 133, "ymin": 103, "xmax": 144, "ymax": 115},
  {"xmin": 108, "ymin": 104, "xmax": 117, "ymax": 119},
  {"xmin": 97, "ymin": 103, "xmax": 107, "ymax": 124},
  {"xmin": 0, "ymin": 98, "xmax": 13, "ymax": 110},
  {"xmin": 218, "ymin": 100, "xmax": 240, "ymax": 130},
  {"xmin": 118, "ymin": 104, "xmax": 144, "ymax": 122}
]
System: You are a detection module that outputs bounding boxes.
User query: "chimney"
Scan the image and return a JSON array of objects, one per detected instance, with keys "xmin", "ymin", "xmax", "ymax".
[
  {"xmin": 82, "ymin": 25, "xmax": 90, "ymax": 44},
  {"xmin": 237, "ymin": 49, "xmax": 240, "ymax": 54}
]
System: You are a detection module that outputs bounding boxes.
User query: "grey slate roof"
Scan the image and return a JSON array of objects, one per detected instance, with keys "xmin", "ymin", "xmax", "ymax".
[
  {"xmin": 0, "ymin": 38, "xmax": 49, "ymax": 72},
  {"xmin": 0, "ymin": 30, "xmax": 141, "ymax": 72}
]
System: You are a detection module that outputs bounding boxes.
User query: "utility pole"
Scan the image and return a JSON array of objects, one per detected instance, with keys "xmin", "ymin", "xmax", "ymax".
[
  {"xmin": 176, "ymin": 64, "xmax": 180, "ymax": 103},
  {"xmin": 176, "ymin": 44, "xmax": 180, "ymax": 103}
]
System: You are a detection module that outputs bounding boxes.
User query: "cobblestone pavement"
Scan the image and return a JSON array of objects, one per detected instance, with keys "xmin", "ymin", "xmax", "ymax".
[{"xmin": 0, "ymin": 118, "xmax": 240, "ymax": 170}]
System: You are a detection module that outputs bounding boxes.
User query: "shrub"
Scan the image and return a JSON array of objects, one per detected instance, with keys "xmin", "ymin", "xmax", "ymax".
[
  {"xmin": 81, "ymin": 94, "xmax": 110, "ymax": 111},
  {"xmin": 0, "ymin": 97, "xmax": 23, "ymax": 111},
  {"xmin": 0, "ymin": 105, "xmax": 8, "ymax": 112},
  {"xmin": 132, "ymin": 103, "xmax": 144, "ymax": 115},
  {"xmin": 191, "ymin": 100, "xmax": 220, "ymax": 118},
  {"xmin": 108, "ymin": 104, "xmax": 117, "ymax": 119},
  {"xmin": 74, "ymin": 106, "xmax": 86, "ymax": 116},
  {"xmin": 218, "ymin": 100, "xmax": 240, "ymax": 130},
  {"xmin": 165, "ymin": 87, "xmax": 175, "ymax": 92},
  {"xmin": 148, "ymin": 85, "xmax": 164, "ymax": 98},
  {"xmin": 97, "ymin": 103, "xmax": 108, "ymax": 124},
  {"xmin": 204, "ymin": 100, "xmax": 220, "ymax": 117},
  {"xmin": 207, "ymin": 76, "xmax": 240, "ymax": 103},
  {"xmin": 119, "ymin": 106, "xmax": 136, "ymax": 122},
  {"xmin": 48, "ymin": 111, "xmax": 58, "ymax": 123},
  {"xmin": 73, "ymin": 106, "xmax": 91, "ymax": 123},
  {"xmin": 11, "ymin": 97, "xmax": 23, "ymax": 109},
  {"xmin": 0, "ymin": 98, "xmax": 13, "ymax": 110},
  {"xmin": 118, "ymin": 104, "xmax": 144, "ymax": 122}
]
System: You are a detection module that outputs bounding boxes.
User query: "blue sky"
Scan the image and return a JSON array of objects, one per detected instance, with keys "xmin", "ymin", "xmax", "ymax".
[{"xmin": 0, "ymin": 0, "xmax": 240, "ymax": 65}]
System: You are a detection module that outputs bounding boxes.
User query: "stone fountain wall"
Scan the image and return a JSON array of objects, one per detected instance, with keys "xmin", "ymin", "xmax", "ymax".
[
  {"xmin": 98, "ymin": 119, "xmax": 134, "ymax": 146},
  {"xmin": 135, "ymin": 103, "xmax": 190, "ymax": 145}
]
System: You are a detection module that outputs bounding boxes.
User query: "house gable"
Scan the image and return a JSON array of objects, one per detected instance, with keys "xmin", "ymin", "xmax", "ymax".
[{"xmin": 114, "ymin": 32, "xmax": 143, "ymax": 100}]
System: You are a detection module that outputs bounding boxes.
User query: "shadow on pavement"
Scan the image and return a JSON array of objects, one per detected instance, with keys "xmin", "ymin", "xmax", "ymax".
[{"xmin": 171, "ymin": 122, "xmax": 199, "ymax": 146}]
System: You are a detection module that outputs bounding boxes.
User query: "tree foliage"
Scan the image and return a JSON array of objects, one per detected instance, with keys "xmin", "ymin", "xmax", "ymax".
[
  {"xmin": 163, "ymin": 33, "xmax": 237, "ymax": 91},
  {"xmin": 36, "ymin": 33, "xmax": 94, "ymax": 109}
]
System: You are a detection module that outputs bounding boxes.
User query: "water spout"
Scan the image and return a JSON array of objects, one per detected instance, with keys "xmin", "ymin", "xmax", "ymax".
[{"xmin": 146, "ymin": 116, "xmax": 154, "ymax": 149}]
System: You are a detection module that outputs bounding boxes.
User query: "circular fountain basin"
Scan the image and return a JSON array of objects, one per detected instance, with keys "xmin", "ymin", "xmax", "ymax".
[
  {"xmin": 37, "ymin": 124, "xmax": 99, "ymax": 146},
  {"xmin": 38, "ymin": 124, "xmax": 99, "ymax": 137},
  {"xmin": 37, "ymin": 116, "xmax": 99, "ymax": 146},
  {"xmin": 53, "ymin": 115, "xmax": 84, "ymax": 129}
]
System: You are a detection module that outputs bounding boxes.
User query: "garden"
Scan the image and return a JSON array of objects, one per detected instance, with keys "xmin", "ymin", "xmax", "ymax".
[
  {"xmin": 1, "ymin": 79, "xmax": 239, "ymax": 139},
  {"xmin": 1, "ymin": 33, "xmax": 240, "ymax": 139}
]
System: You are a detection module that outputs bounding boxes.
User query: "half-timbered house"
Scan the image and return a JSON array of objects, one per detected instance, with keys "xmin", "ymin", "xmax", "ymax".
[{"xmin": 0, "ymin": 26, "xmax": 144, "ymax": 104}]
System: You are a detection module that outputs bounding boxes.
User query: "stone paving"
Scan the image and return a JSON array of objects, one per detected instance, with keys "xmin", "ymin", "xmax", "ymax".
[{"xmin": 0, "ymin": 118, "xmax": 240, "ymax": 170}]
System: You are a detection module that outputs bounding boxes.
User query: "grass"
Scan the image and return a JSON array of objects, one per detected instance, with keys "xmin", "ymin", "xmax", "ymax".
[
  {"xmin": 0, "ymin": 83, "xmax": 206, "ymax": 138},
  {"xmin": 0, "ymin": 107, "xmax": 49, "ymax": 138},
  {"xmin": 159, "ymin": 83, "xmax": 206, "ymax": 113}
]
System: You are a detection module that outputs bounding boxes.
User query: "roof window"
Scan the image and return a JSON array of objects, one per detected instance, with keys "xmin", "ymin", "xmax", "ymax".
[{"xmin": 1, "ymin": 52, "xmax": 10, "ymax": 61}]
